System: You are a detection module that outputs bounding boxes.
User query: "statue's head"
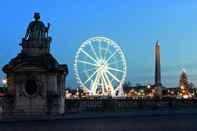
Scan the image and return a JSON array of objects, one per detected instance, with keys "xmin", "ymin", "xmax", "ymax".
[{"xmin": 34, "ymin": 12, "xmax": 40, "ymax": 20}]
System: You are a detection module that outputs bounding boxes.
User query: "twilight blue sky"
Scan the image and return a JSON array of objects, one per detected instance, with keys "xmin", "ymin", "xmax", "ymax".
[{"xmin": 0, "ymin": 0, "xmax": 197, "ymax": 87}]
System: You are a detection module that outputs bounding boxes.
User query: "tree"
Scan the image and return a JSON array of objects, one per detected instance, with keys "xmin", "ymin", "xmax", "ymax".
[{"xmin": 179, "ymin": 70, "xmax": 191, "ymax": 99}]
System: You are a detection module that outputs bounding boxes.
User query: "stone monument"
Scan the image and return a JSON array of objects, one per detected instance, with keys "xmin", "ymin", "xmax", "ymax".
[
  {"xmin": 2, "ymin": 13, "xmax": 68, "ymax": 115},
  {"xmin": 154, "ymin": 41, "xmax": 162, "ymax": 97}
]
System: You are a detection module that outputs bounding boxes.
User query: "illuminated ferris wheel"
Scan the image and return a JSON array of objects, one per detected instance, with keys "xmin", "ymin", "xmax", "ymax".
[{"xmin": 74, "ymin": 37, "xmax": 127, "ymax": 96}]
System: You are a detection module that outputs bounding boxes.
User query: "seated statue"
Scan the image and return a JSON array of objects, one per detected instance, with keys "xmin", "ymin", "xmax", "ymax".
[{"xmin": 24, "ymin": 13, "xmax": 50, "ymax": 40}]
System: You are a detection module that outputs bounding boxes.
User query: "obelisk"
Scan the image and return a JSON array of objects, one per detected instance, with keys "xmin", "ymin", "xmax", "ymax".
[{"xmin": 155, "ymin": 41, "xmax": 162, "ymax": 96}]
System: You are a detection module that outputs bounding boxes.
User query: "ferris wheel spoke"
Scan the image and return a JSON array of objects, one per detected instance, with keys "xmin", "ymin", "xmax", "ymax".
[
  {"xmin": 89, "ymin": 42, "xmax": 99, "ymax": 60},
  {"xmin": 106, "ymin": 49, "xmax": 118, "ymax": 63},
  {"xmin": 108, "ymin": 60, "xmax": 121, "ymax": 66},
  {"xmin": 79, "ymin": 67, "xmax": 96, "ymax": 74},
  {"xmin": 99, "ymin": 41, "xmax": 103, "ymax": 59},
  {"xmin": 81, "ymin": 49, "xmax": 97, "ymax": 63},
  {"xmin": 108, "ymin": 67, "xmax": 124, "ymax": 73},
  {"xmin": 84, "ymin": 69, "xmax": 98, "ymax": 84},
  {"xmin": 100, "ymin": 75, "xmax": 106, "ymax": 93},
  {"xmin": 78, "ymin": 60, "xmax": 98, "ymax": 67},
  {"xmin": 103, "ymin": 72, "xmax": 113, "ymax": 89},
  {"xmin": 92, "ymin": 72, "xmax": 101, "ymax": 94},
  {"xmin": 106, "ymin": 70, "xmax": 120, "ymax": 83},
  {"xmin": 84, "ymin": 72, "xmax": 89, "ymax": 79},
  {"xmin": 101, "ymin": 73, "xmax": 109, "ymax": 92},
  {"xmin": 104, "ymin": 44, "xmax": 110, "ymax": 60}
]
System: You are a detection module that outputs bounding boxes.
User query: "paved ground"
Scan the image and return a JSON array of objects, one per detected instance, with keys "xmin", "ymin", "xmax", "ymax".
[{"xmin": 0, "ymin": 110, "xmax": 197, "ymax": 131}]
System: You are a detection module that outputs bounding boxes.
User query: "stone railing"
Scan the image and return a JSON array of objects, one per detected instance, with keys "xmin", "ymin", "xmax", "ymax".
[{"xmin": 65, "ymin": 98, "xmax": 197, "ymax": 112}]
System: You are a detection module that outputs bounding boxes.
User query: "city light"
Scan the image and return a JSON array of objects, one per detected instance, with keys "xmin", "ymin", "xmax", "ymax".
[{"xmin": 2, "ymin": 78, "xmax": 7, "ymax": 87}]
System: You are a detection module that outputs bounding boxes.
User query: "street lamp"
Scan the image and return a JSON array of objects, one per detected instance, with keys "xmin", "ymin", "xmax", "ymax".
[
  {"xmin": 2, "ymin": 79, "xmax": 7, "ymax": 87},
  {"xmin": 147, "ymin": 85, "xmax": 151, "ymax": 89}
]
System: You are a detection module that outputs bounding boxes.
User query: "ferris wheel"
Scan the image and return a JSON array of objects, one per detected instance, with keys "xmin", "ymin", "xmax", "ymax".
[{"xmin": 74, "ymin": 37, "xmax": 127, "ymax": 96}]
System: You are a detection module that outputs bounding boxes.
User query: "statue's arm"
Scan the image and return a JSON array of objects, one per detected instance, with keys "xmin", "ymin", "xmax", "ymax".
[
  {"xmin": 24, "ymin": 22, "xmax": 32, "ymax": 39},
  {"xmin": 47, "ymin": 23, "xmax": 50, "ymax": 31},
  {"xmin": 42, "ymin": 22, "xmax": 50, "ymax": 32},
  {"xmin": 46, "ymin": 23, "xmax": 50, "ymax": 37}
]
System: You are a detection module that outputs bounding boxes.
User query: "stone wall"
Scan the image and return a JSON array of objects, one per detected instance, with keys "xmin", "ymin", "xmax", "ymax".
[
  {"xmin": 0, "ymin": 96, "xmax": 14, "ymax": 118},
  {"xmin": 65, "ymin": 99, "xmax": 197, "ymax": 112}
]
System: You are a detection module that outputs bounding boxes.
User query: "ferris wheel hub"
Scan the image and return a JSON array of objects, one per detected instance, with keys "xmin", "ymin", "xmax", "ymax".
[{"xmin": 96, "ymin": 59, "xmax": 108, "ymax": 73}]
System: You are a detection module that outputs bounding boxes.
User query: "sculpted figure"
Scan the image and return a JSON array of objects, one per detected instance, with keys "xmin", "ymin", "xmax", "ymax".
[{"xmin": 24, "ymin": 13, "xmax": 50, "ymax": 40}]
